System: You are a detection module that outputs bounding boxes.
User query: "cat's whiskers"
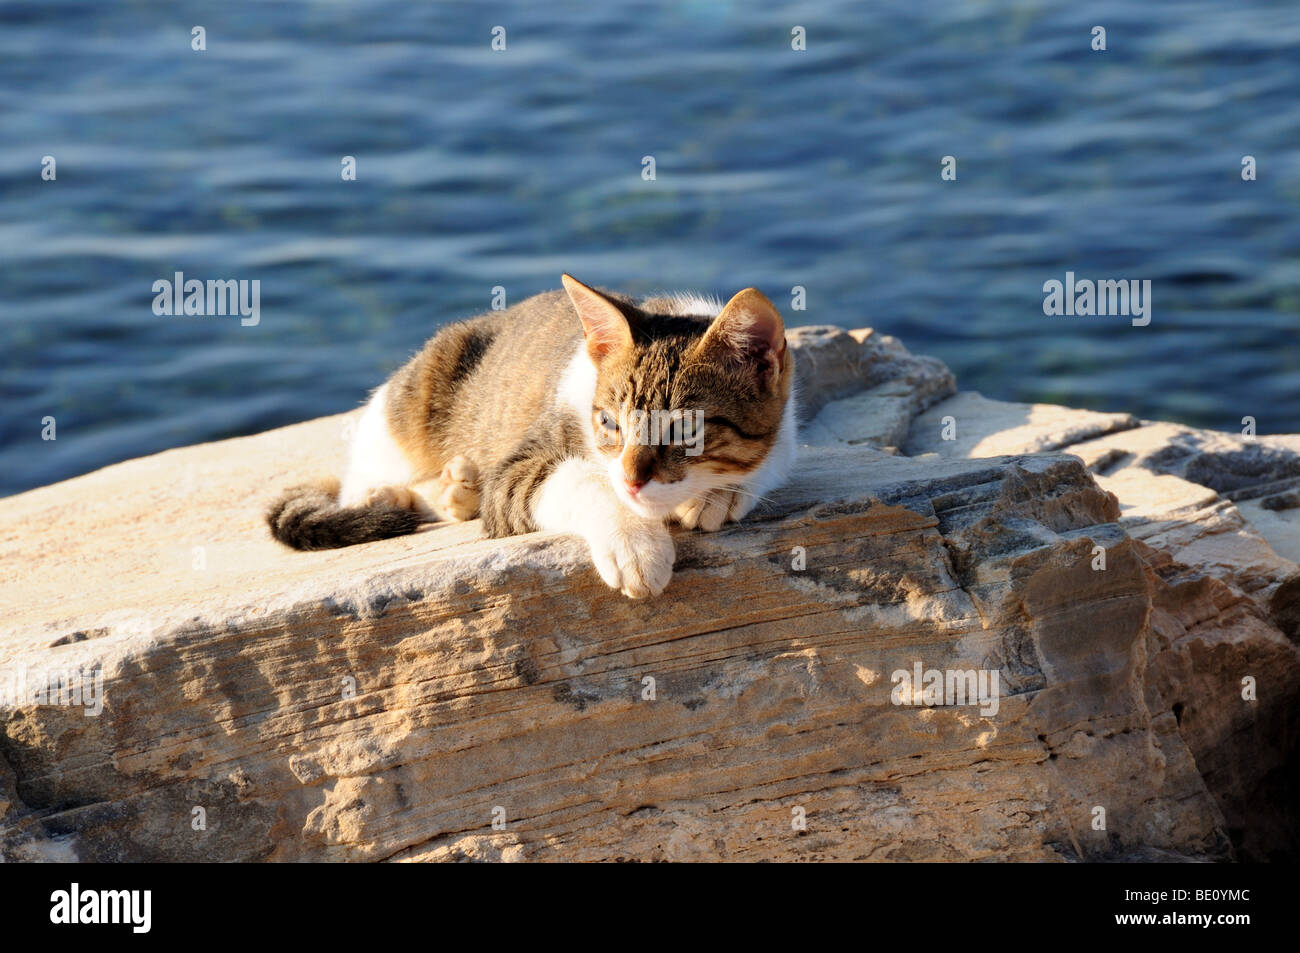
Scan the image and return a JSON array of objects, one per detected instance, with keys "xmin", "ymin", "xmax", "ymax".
[{"xmin": 697, "ymin": 484, "xmax": 778, "ymax": 512}]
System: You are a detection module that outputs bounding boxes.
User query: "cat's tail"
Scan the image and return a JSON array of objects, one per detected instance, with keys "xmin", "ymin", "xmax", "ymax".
[{"xmin": 266, "ymin": 478, "xmax": 423, "ymax": 551}]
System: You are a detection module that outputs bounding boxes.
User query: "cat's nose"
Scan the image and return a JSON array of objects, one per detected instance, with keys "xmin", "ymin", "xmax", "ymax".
[{"xmin": 623, "ymin": 447, "xmax": 656, "ymax": 491}]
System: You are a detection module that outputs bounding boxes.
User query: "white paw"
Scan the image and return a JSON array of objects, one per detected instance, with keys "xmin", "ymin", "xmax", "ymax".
[
  {"xmin": 726, "ymin": 490, "xmax": 756, "ymax": 523},
  {"xmin": 674, "ymin": 488, "xmax": 752, "ymax": 532},
  {"xmin": 434, "ymin": 455, "xmax": 480, "ymax": 522},
  {"xmin": 363, "ymin": 484, "xmax": 417, "ymax": 510},
  {"xmin": 588, "ymin": 520, "xmax": 675, "ymax": 599}
]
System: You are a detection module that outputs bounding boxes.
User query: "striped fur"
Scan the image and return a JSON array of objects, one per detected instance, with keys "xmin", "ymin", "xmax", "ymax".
[
  {"xmin": 265, "ymin": 276, "xmax": 797, "ymax": 597},
  {"xmin": 266, "ymin": 479, "xmax": 422, "ymax": 550}
]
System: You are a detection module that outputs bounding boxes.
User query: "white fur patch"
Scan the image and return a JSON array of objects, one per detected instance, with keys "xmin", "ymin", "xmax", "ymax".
[
  {"xmin": 338, "ymin": 383, "xmax": 415, "ymax": 506},
  {"xmin": 555, "ymin": 342, "xmax": 601, "ymax": 456},
  {"xmin": 658, "ymin": 292, "xmax": 723, "ymax": 318},
  {"xmin": 742, "ymin": 382, "xmax": 799, "ymax": 507},
  {"xmin": 533, "ymin": 457, "xmax": 616, "ymax": 536},
  {"xmin": 556, "ymin": 345, "xmax": 596, "ymax": 419},
  {"xmin": 534, "ymin": 456, "xmax": 675, "ymax": 598}
]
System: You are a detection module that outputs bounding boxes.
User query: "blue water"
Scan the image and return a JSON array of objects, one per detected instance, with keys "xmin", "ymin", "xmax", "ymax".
[{"xmin": 2, "ymin": 0, "xmax": 1299, "ymax": 497}]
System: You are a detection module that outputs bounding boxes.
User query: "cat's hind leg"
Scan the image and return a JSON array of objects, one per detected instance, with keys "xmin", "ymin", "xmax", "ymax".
[
  {"xmin": 339, "ymin": 383, "xmax": 420, "ymax": 507},
  {"xmin": 339, "ymin": 385, "xmax": 480, "ymax": 522}
]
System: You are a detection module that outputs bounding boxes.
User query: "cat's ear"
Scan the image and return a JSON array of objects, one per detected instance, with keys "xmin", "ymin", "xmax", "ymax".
[
  {"xmin": 697, "ymin": 288, "xmax": 787, "ymax": 389},
  {"xmin": 562, "ymin": 274, "xmax": 634, "ymax": 360}
]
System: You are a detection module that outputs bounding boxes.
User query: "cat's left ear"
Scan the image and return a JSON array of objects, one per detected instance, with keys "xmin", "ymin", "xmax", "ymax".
[{"xmin": 698, "ymin": 288, "xmax": 787, "ymax": 390}]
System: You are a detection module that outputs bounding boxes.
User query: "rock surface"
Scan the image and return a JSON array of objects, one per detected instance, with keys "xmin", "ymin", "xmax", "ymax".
[{"xmin": 1, "ymin": 328, "xmax": 1296, "ymax": 862}]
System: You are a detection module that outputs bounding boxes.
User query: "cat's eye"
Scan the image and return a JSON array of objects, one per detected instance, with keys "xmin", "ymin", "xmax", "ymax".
[
  {"xmin": 595, "ymin": 409, "xmax": 620, "ymax": 445},
  {"xmin": 668, "ymin": 414, "xmax": 697, "ymax": 444}
]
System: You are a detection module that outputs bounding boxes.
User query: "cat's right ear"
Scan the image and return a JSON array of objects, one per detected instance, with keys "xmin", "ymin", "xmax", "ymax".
[{"xmin": 562, "ymin": 274, "xmax": 633, "ymax": 360}]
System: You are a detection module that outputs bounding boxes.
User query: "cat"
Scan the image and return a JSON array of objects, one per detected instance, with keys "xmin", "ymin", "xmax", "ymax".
[{"xmin": 266, "ymin": 275, "xmax": 798, "ymax": 598}]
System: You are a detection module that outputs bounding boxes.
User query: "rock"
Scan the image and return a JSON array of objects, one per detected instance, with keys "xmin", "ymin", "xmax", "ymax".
[
  {"xmin": 905, "ymin": 391, "xmax": 1139, "ymax": 458},
  {"xmin": 1066, "ymin": 424, "xmax": 1299, "ymax": 597},
  {"xmin": 797, "ymin": 327, "xmax": 956, "ymax": 451},
  {"xmin": 786, "ymin": 326, "xmax": 956, "ymax": 422},
  {"xmin": 0, "ymin": 327, "xmax": 1294, "ymax": 862},
  {"xmin": 905, "ymin": 400, "xmax": 1300, "ymax": 862},
  {"xmin": 1139, "ymin": 539, "xmax": 1300, "ymax": 862},
  {"xmin": 782, "ymin": 326, "xmax": 868, "ymax": 419},
  {"xmin": 802, "ymin": 380, "xmax": 922, "ymax": 451},
  {"xmin": 1069, "ymin": 422, "xmax": 1300, "ymax": 568}
]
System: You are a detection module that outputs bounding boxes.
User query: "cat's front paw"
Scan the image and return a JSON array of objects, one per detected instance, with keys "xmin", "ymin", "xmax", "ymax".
[
  {"xmin": 589, "ymin": 520, "xmax": 675, "ymax": 599},
  {"xmin": 673, "ymin": 489, "xmax": 752, "ymax": 532}
]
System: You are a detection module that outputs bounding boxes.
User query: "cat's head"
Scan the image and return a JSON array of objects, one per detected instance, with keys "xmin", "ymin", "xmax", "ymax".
[{"xmin": 561, "ymin": 274, "xmax": 794, "ymax": 520}]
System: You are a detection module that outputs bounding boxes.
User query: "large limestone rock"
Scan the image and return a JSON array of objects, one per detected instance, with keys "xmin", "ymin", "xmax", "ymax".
[
  {"xmin": 1, "ymin": 329, "xmax": 1295, "ymax": 862},
  {"xmin": 904, "ymin": 393, "xmax": 1300, "ymax": 862}
]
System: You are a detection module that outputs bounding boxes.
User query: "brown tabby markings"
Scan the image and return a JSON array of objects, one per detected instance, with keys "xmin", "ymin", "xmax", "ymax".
[
  {"xmin": 382, "ymin": 286, "xmax": 791, "ymax": 537},
  {"xmin": 582, "ymin": 292, "xmax": 790, "ymax": 491},
  {"xmin": 266, "ymin": 279, "xmax": 792, "ymax": 553}
]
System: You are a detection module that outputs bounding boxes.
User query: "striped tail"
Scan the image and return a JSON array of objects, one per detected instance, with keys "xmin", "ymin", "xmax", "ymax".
[{"xmin": 266, "ymin": 480, "xmax": 423, "ymax": 551}]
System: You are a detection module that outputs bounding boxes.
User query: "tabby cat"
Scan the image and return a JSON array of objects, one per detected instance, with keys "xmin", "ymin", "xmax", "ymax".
[{"xmin": 266, "ymin": 275, "xmax": 797, "ymax": 598}]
